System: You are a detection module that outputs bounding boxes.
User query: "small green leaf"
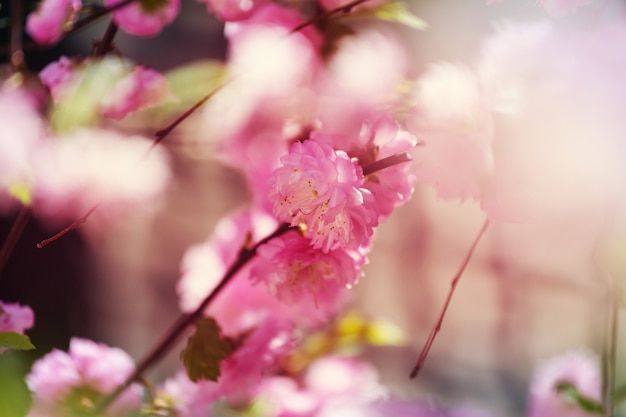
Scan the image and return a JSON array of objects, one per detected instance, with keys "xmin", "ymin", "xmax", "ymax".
[
  {"xmin": 556, "ymin": 381, "xmax": 604, "ymax": 414},
  {"xmin": 180, "ymin": 317, "xmax": 233, "ymax": 382},
  {"xmin": 373, "ymin": 2, "xmax": 428, "ymax": 30},
  {"xmin": 0, "ymin": 332, "xmax": 35, "ymax": 351}
]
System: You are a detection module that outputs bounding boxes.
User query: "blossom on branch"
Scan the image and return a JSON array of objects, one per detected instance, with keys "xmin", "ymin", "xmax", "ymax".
[
  {"xmin": 252, "ymin": 230, "xmax": 366, "ymax": 318},
  {"xmin": 105, "ymin": 0, "xmax": 181, "ymax": 37},
  {"xmin": 26, "ymin": 0, "xmax": 82, "ymax": 45},
  {"xmin": 26, "ymin": 338, "xmax": 143, "ymax": 417},
  {"xmin": 268, "ymin": 139, "xmax": 378, "ymax": 253}
]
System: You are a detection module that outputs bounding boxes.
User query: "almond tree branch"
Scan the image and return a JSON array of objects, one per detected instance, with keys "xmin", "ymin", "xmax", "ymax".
[
  {"xmin": 93, "ymin": 222, "xmax": 292, "ymax": 414},
  {"xmin": 410, "ymin": 218, "xmax": 490, "ymax": 378}
]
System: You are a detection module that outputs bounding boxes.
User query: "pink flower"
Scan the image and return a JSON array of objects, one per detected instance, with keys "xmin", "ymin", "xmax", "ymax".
[
  {"xmin": 39, "ymin": 56, "xmax": 81, "ymax": 102},
  {"xmin": 105, "ymin": 0, "xmax": 181, "ymax": 37},
  {"xmin": 527, "ymin": 350, "xmax": 601, "ymax": 417},
  {"xmin": 407, "ymin": 63, "xmax": 494, "ymax": 201},
  {"xmin": 26, "ymin": 338, "xmax": 143, "ymax": 417},
  {"xmin": 217, "ymin": 318, "xmax": 295, "ymax": 402},
  {"xmin": 252, "ymin": 231, "xmax": 365, "ymax": 318},
  {"xmin": 26, "ymin": 0, "xmax": 81, "ymax": 45},
  {"xmin": 0, "ymin": 301, "xmax": 34, "ymax": 334},
  {"xmin": 268, "ymin": 139, "xmax": 378, "ymax": 253},
  {"xmin": 34, "ymin": 128, "xmax": 170, "ymax": 221},
  {"xmin": 156, "ymin": 370, "xmax": 220, "ymax": 417},
  {"xmin": 0, "ymin": 301, "xmax": 34, "ymax": 354},
  {"xmin": 197, "ymin": 0, "xmax": 268, "ymax": 21},
  {"xmin": 100, "ymin": 66, "xmax": 173, "ymax": 119},
  {"xmin": 0, "ymin": 88, "xmax": 47, "ymax": 212}
]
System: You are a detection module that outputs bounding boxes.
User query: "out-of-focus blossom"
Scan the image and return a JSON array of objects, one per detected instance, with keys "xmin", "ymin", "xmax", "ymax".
[
  {"xmin": 26, "ymin": 0, "xmax": 81, "ymax": 45},
  {"xmin": 317, "ymin": 0, "xmax": 386, "ymax": 11},
  {"xmin": 105, "ymin": 0, "xmax": 181, "ymax": 37},
  {"xmin": 253, "ymin": 231, "xmax": 366, "ymax": 318},
  {"xmin": 0, "ymin": 301, "xmax": 34, "ymax": 334},
  {"xmin": 0, "ymin": 88, "xmax": 47, "ymax": 212},
  {"xmin": 259, "ymin": 356, "xmax": 386, "ymax": 416},
  {"xmin": 197, "ymin": 0, "xmax": 268, "ymax": 21},
  {"xmin": 26, "ymin": 338, "xmax": 143, "ymax": 417},
  {"xmin": 100, "ymin": 66, "xmax": 174, "ymax": 119},
  {"xmin": 478, "ymin": 22, "xmax": 626, "ymax": 222},
  {"xmin": 39, "ymin": 56, "xmax": 81, "ymax": 102},
  {"xmin": 268, "ymin": 139, "xmax": 378, "ymax": 253},
  {"xmin": 0, "ymin": 301, "xmax": 35, "ymax": 354},
  {"xmin": 407, "ymin": 63, "xmax": 493, "ymax": 201},
  {"xmin": 326, "ymin": 30, "xmax": 408, "ymax": 112},
  {"xmin": 155, "ymin": 370, "xmax": 220, "ymax": 417},
  {"xmin": 486, "ymin": 0, "xmax": 593, "ymax": 16},
  {"xmin": 217, "ymin": 318, "xmax": 295, "ymax": 402},
  {"xmin": 34, "ymin": 128, "xmax": 170, "ymax": 220},
  {"xmin": 527, "ymin": 350, "xmax": 601, "ymax": 417}
]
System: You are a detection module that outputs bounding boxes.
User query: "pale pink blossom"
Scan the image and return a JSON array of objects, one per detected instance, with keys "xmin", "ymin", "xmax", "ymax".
[
  {"xmin": 325, "ymin": 30, "xmax": 408, "ymax": 112},
  {"xmin": 34, "ymin": 128, "xmax": 170, "ymax": 221},
  {"xmin": 477, "ymin": 22, "xmax": 626, "ymax": 222},
  {"xmin": 407, "ymin": 63, "xmax": 493, "ymax": 201},
  {"xmin": 252, "ymin": 231, "xmax": 365, "ymax": 318},
  {"xmin": 105, "ymin": 0, "xmax": 181, "ymax": 37},
  {"xmin": 0, "ymin": 88, "xmax": 47, "ymax": 212},
  {"xmin": 259, "ymin": 356, "xmax": 386, "ymax": 417},
  {"xmin": 486, "ymin": 0, "xmax": 593, "ymax": 16},
  {"xmin": 39, "ymin": 56, "xmax": 81, "ymax": 101},
  {"xmin": 217, "ymin": 318, "xmax": 295, "ymax": 402},
  {"xmin": 527, "ymin": 350, "xmax": 601, "ymax": 417},
  {"xmin": 197, "ymin": 0, "xmax": 268, "ymax": 21},
  {"xmin": 26, "ymin": 0, "xmax": 81, "ymax": 45},
  {"xmin": 268, "ymin": 139, "xmax": 378, "ymax": 252},
  {"xmin": 0, "ymin": 301, "xmax": 34, "ymax": 334},
  {"xmin": 26, "ymin": 338, "xmax": 143, "ymax": 417},
  {"xmin": 156, "ymin": 370, "xmax": 220, "ymax": 417},
  {"xmin": 0, "ymin": 301, "xmax": 35, "ymax": 354},
  {"xmin": 100, "ymin": 66, "xmax": 173, "ymax": 119}
]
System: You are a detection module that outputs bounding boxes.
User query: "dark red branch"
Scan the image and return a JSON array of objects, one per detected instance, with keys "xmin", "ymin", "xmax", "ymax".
[
  {"xmin": 0, "ymin": 207, "xmax": 30, "ymax": 279},
  {"xmin": 36, "ymin": 205, "xmax": 97, "ymax": 249},
  {"xmin": 289, "ymin": 0, "xmax": 371, "ymax": 33},
  {"xmin": 410, "ymin": 219, "xmax": 489, "ymax": 378},
  {"xmin": 94, "ymin": 223, "xmax": 292, "ymax": 414},
  {"xmin": 362, "ymin": 152, "xmax": 412, "ymax": 177}
]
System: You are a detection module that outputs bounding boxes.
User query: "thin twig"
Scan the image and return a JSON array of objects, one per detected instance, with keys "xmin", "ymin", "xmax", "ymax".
[
  {"xmin": 362, "ymin": 152, "xmax": 412, "ymax": 177},
  {"xmin": 93, "ymin": 21, "xmax": 119, "ymax": 57},
  {"xmin": 10, "ymin": 0, "xmax": 24, "ymax": 71},
  {"xmin": 150, "ymin": 80, "xmax": 231, "ymax": 151},
  {"xmin": 93, "ymin": 223, "xmax": 292, "ymax": 414},
  {"xmin": 410, "ymin": 219, "xmax": 490, "ymax": 378},
  {"xmin": 36, "ymin": 205, "xmax": 98, "ymax": 249},
  {"xmin": 289, "ymin": 0, "xmax": 371, "ymax": 33},
  {"xmin": 0, "ymin": 206, "xmax": 30, "ymax": 279},
  {"xmin": 66, "ymin": 0, "xmax": 137, "ymax": 37}
]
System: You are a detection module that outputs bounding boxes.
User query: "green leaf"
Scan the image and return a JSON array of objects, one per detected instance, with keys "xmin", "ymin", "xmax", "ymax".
[
  {"xmin": 373, "ymin": 2, "xmax": 428, "ymax": 30},
  {"xmin": 0, "ymin": 332, "xmax": 35, "ymax": 351},
  {"xmin": 556, "ymin": 381, "xmax": 604, "ymax": 414},
  {"xmin": 180, "ymin": 317, "xmax": 234, "ymax": 382}
]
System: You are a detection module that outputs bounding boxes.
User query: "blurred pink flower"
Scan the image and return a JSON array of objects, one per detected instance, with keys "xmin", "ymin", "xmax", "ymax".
[
  {"xmin": 0, "ymin": 88, "xmax": 47, "ymax": 212},
  {"xmin": 26, "ymin": 0, "xmax": 81, "ymax": 45},
  {"xmin": 105, "ymin": 0, "xmax": 181, "ymax": 37},
  {"xmin": 407, "ymin": 63, "xmax": 493, "ymax": 201},
  {"xmin": 100, "ymin": 66, "xmax": 173, "ymax": 119},
  {"xmin": 527, "ymin": 350, "xmax": 601, "ymax": 417},
  {"xmin": 26, "ymin": 338, "xmax": 142, "ymax": 417},
  {"xmin": 0, "ymin": 301, "xmax": 34, "ymax": 334},
  {"xmin": 34, "ymin": 128, "xmax": 170, "ymax": 221},
  {"xmin": 197, "ymin": 0, "xmax": 268, "ymax": 21},
  {"xmin": 253, "ymin": 230, "xmax": 366, "ymax": 318},
  {"xmin": 268, "ymin": 139, "xmax": 378, "ymax": 253},
  {"xmin": 39, "ymin": 56, "xmax": 81, "ymax": 101}
]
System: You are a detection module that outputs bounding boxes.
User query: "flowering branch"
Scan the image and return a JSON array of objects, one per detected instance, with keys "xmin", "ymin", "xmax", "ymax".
[
  {"xmin": 289, "ymin": 0, "xmax": 372, "ymax": 33},
  {"xmin": 94, "ymin": 222, "xmax": 292, "ymax": 414},
  {"xmin": 92, "ymin": 21, "xmax": 119, "ymax": 57},
  {"xmin": 362, "ymin": 152, "xmax": 412, "ymax": 176},
  {"xmin": 410, "ymin": 218, "xmax": 489, "ymax": 378},
  {"xmin": 36, "ymin": 205, "xmax": 98, "ymax": 249},
  {"xmin": 66, "ymin": 0, "xmax": 138, "ymax": 37}
]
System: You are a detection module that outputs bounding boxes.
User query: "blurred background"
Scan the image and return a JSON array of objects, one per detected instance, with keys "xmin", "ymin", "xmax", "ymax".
[{"xmin": 1, "ymin": 1, "xmax": 625, "ymax": 417}]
